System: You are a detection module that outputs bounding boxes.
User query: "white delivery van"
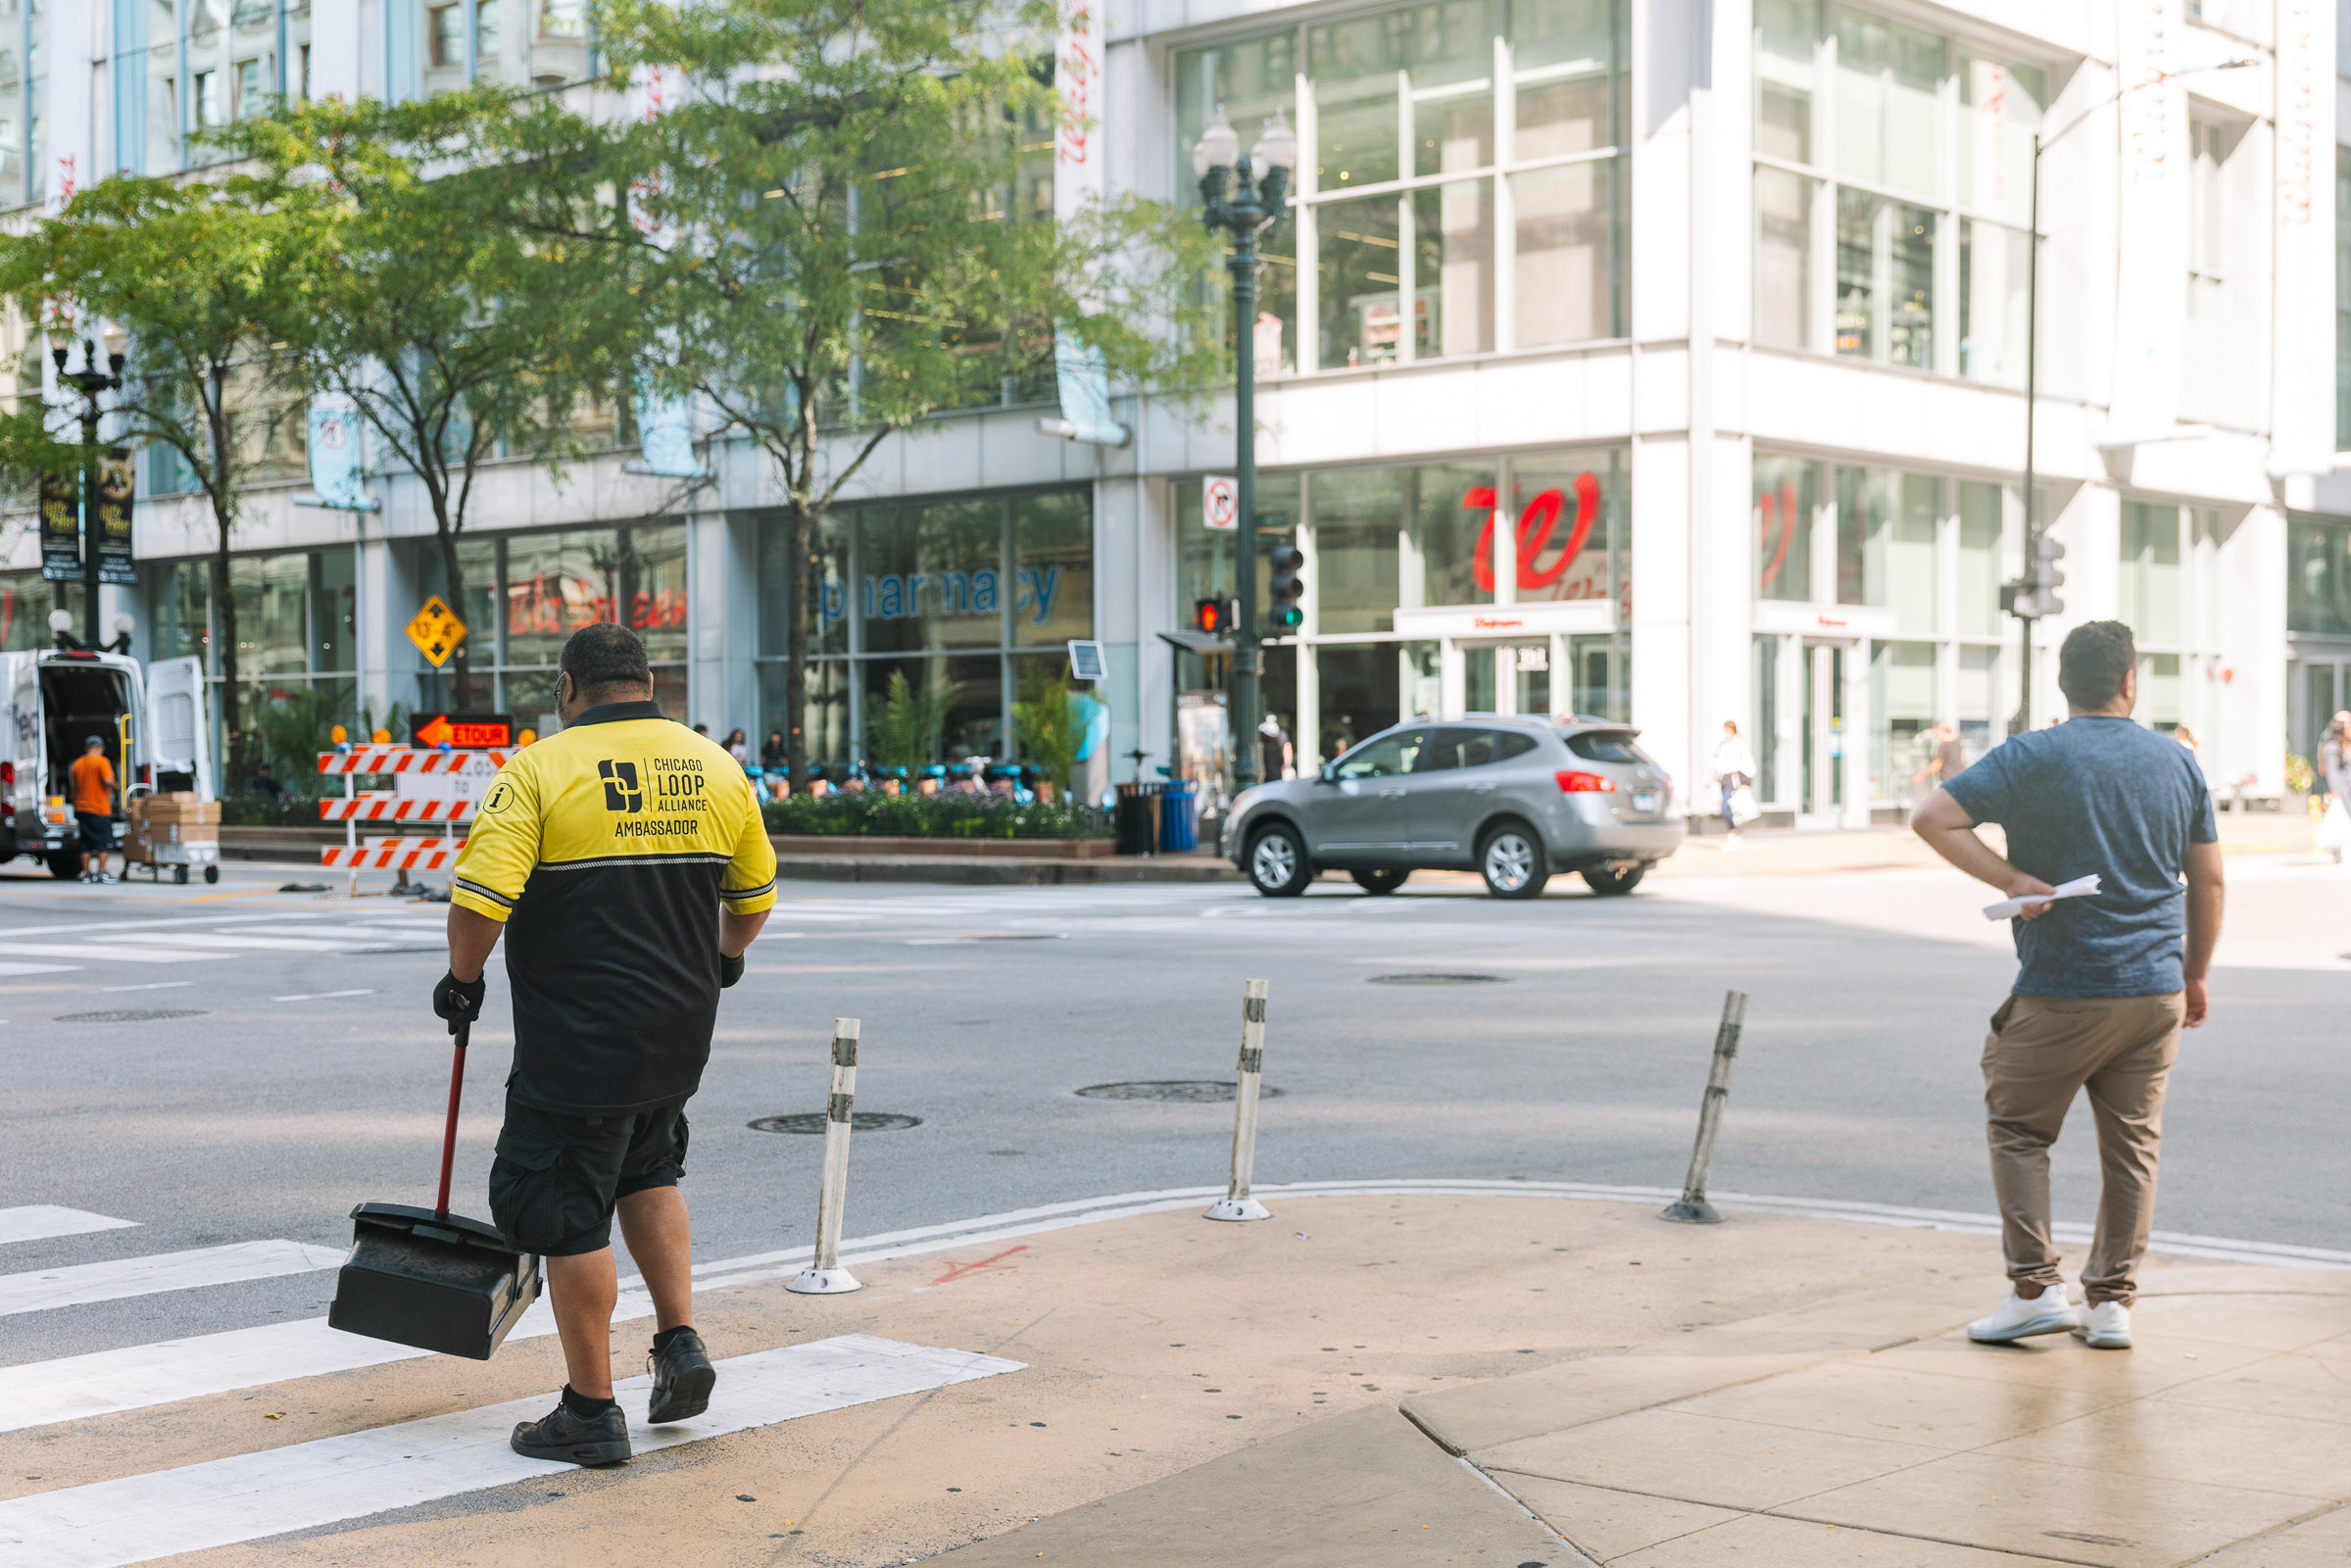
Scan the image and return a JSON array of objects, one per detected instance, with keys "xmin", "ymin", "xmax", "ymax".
[{"xmin": 1, "ymin": 650, "xmax": 213, "ymax": 878}]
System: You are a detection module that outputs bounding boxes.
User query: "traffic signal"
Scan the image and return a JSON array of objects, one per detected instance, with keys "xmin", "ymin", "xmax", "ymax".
[
  {"xmin": 2002, "ymin": 534, "xmax": 2068, "ymax": 620},
  {"xmin": 1194, "ymin": 597, "xmax": 1237, "ymax": 635},
  {"xmin": 2033, "ymin": 534, "xmax": 2066, "ymax": 618},
  {"xmin": 1267, "ymin": 544, "xmax": 1305, "ymax": 631}
]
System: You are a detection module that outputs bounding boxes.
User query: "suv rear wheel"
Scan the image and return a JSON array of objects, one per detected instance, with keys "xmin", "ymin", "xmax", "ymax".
[
  {"xmin": 1477, "ymin": 821, "xmax": 1549, "ymax": 899},
  {"xmin": 1349, "ymin": 868, "xmax": 1408, "ymax": 896},
  {"xmin": 1581, "ymin": 864, "xmax": 1645, "ymax": 897},
  {"xmin": 45, "ymin": 852, "xmax": 79, "ymax": 880},
  {"xmin": 1248, "ymin": 822, "xmax": 1312, "ymax": 898}
]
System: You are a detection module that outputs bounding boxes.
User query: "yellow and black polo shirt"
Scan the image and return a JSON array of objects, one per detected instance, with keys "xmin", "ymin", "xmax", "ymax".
[{"xmin": 451, "ymin": 701, "xmax": 778, "ymax": 1115}]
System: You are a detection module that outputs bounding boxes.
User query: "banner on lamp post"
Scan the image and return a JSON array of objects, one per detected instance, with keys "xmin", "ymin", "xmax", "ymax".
[
  {"xmin": 38, "ymin": 471, "xmax": 79, "ymax": 582},
  {"xmin": 2271, "ymin": 0, "xmax": 2336, "ymax": 476},
  {"xmin": 94, "ymin": 447, "xmax": 135, "ymax": 585},
  {"xmin": 307, "ymin": 403, "xmax": 375, "ymax": 510},
  {"xmin": 1043, "ymin": 0, "xmax": 1129, "ymax": 448},
  {"xmin": 2104, "ymin": 0, "xmax": 2187, "ymax": 448}
]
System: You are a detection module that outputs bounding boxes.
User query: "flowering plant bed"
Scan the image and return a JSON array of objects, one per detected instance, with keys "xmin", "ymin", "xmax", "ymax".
[{"xmin": 760, "ymin": 793, "xmax": 1111, "ymax": 841}]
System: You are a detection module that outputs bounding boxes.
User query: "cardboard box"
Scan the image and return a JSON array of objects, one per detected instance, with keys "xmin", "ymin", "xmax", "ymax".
[{"xmin": 135, "ymin": 798, "xmax": 220, "ymax": 826}]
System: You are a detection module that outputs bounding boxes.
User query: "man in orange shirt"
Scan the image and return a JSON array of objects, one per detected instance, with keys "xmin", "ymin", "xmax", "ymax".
[{"xmin": 70, "ymin": 737, "xmax": 119, "ymax": 884}]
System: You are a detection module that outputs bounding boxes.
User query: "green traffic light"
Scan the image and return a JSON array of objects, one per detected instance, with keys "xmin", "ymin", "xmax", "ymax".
[{"xmin": 1271, "ymin": 606, "xmax": 1303, "ymax": 629}]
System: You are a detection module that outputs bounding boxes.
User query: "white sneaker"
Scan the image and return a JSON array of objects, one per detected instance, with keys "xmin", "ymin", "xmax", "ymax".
[
  {"xmin": 1967, "ymin": 1289, "xmax": 2082, "ymax": 1344},
  {"xmin": 2074, "ymin": 1301, "xmax": 2132, "ymax": 1349},
  {"xmin": 1723, "ymin": 835, "xmax": 1745, "ymax": 853}
]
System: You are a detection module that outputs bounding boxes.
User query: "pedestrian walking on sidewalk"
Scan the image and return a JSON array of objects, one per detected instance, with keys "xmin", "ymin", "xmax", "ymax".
[
  {"xmin": 1708, "ymin": 720, "xmax": 1756, "ymax": 850},
  {"xmin": 70, "ymin": 736, "xmax": 118, "ymax": 883},
  {"xmin": 1912, "ymin": 621, "xmax": 2224, "ymax": 1352},
  {"xmin": 438, "ymin": 622, "xmax": 778, "ymax": 1466}
]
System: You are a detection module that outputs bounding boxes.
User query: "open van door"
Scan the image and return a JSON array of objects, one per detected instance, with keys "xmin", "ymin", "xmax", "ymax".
[{"xmin": 145, "ymin": 656, "xmax": 214, "ymax": 801}]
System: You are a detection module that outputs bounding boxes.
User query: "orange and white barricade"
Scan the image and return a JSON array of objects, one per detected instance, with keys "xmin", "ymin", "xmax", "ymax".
[
  {"xmin": 318, "ymin": 745, "xmax": 508, "ymax": 891},
  {"xmin": 321, "ymin": 836, "xmax": 467, "ymax": 871},
  {"xmin": 318, "ymin": 794, "xmax": 476, "ymax": 824}
]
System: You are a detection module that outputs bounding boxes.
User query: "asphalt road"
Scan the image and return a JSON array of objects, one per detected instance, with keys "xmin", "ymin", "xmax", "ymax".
[{"xmin": 4, "ymin": 849, "xmax": 2347, "ymax": 1369}]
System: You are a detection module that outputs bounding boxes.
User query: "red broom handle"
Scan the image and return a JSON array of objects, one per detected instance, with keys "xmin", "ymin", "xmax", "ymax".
[{"xmin": 436, "ymin": 1020, "xmax": 469, "ymax": 1218}]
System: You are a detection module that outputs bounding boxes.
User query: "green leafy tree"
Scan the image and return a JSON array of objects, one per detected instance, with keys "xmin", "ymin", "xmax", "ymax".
[
  {"xmin": 546, "ymin": 0, "xmax": 1222, "ymax": 783},
  {"xmin": 865, "ymin": 669, "xmax": 960, "ymax": 773},
  {"xmin": 0, "ymin": 177, "xmax": 314, "ymax": 774},
  {"xmin": 215, "ymin": 89, "xmax": 631, "ymax": 709},
  {"xmin": 1010, "ymin": 663, "xmax": 1082, "ymax": 802}
]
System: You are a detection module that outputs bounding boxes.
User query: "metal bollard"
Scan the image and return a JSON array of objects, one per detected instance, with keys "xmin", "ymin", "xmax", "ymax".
[
  {"xmin": 1659, "ymin": 991, "xmax": 1748, "ymax": 1225},
  {"xmin": 788, "ymin": 1018, "xmax": 864, "ymax": 1293},
  {"xmin": 1205, "ymin": 979, "xmax": 1273, "ymax": 1222}
]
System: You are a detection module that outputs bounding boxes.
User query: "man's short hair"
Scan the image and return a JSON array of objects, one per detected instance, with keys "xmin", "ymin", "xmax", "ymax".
[
  {"xmin": 2058, "ymin": 620, "xmax": 2137, "ymax": 710},
  {"xmin": 84, "ymin": 735, "xmax": 104, "ymax": 751},
  {"xmin": 560, "ymin": 622, "xmax": 653, "ymax": 700}
]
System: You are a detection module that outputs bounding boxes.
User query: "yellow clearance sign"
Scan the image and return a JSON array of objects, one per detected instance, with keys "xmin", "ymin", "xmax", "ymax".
[{"xmin": 406, "ymin": 597, "xmax": 467, "ymax": 668}]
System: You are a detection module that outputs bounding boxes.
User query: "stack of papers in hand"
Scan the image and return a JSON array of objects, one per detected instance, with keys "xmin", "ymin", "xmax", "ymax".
[{"xmin": 1983, "ymin": 873, "xmax": 2101, "ymax": 921}]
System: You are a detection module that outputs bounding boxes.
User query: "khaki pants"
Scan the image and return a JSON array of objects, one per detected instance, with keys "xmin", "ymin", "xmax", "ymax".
[{"xmin": 1982, "ymin": 993, "xmax": 2184, "ymax": 1306}]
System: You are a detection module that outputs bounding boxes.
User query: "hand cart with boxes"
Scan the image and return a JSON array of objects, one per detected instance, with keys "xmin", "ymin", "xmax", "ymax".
[{"xmin": 122, "ymin": 792, "xmax": 222, "ymax": 884}]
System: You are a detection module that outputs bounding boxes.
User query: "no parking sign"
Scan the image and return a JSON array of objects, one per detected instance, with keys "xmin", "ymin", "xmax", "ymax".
[{"xmin": 1202, "ymin": 475, "xmax": 1238, "ymax": 532}]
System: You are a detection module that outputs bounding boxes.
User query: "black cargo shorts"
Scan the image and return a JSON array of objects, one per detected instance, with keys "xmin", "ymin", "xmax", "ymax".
[{"xmin": 488, "ymin": 1093, "xmax": 691, "ymax": 1257}]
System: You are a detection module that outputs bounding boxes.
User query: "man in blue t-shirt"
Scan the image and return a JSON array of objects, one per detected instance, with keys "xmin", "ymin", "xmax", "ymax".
[{"xmin": 1913, "ymin": 620, "xmax": 2224, "ymax": 1353}]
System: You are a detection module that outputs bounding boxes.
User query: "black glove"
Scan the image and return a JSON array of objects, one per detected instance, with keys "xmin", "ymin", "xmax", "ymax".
[
  {"xmin": 718, "ymin": 951, "xmax": 745, "ymax": 989},
  {"xmin": 434, "ymin": 970, "xmax": 486, "ymax": 1035}
]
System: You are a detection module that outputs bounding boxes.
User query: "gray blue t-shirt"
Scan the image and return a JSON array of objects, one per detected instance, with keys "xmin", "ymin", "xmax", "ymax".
[{"xmin": 1942, "ymin": 717, "xmax": 2217, "ymax": 999}]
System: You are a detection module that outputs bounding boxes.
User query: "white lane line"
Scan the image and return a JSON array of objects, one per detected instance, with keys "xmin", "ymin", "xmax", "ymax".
[
  {"xmin": 0, "ymin": 1207, "xmax": 140, "ymax": 1247},
  {"xmin": 270, "ymin": 989, "xmax": 376, "ymax": 1003},
  {"xmin": 0, "ymin": 912, "xmax": 332, "ymax": 941},
  {"xmin": 0, "ymin": 960, "xmax": 76, "ymax": 976},
  {"xmin": 0, "ymin": 1334, "xmax": 1022, "ymax": 1568},
  {"xmin": 99, "ymin": 981, "xmax": 194, "ymax": 994},
  {"xmin": 0, "ymin": 944, "xmax": 221, "ymax": 965},
  {"xmin": 99, "ymin": 933, "xmax": 359, "ymax": 954},
  {"xmin": 5, "ymin": 1179, "xmax": 2344, "ymax": 1437},
  {"xmin": 0, "ymin": 1241, "xmax": 345, "ymax": 1317}
]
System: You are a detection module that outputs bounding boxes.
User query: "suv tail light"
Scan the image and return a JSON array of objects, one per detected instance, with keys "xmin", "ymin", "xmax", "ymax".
[
  {"xmin": 0, "ymin": 760, "xmax": 13, "ymax": 789},
  {"xmin": 1555, "ymin": 769, "xmax": 1616, "ymax": 794}
]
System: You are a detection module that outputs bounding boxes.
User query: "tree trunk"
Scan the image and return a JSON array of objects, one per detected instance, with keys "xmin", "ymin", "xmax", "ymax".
[
  {"xmin": 436, "ymin": 523, "xmax": 470, "ymax": 711},
  {"xmin": 211, "ymin": 533, "xmax": 241, "ymax": 789},
  {"xmin": 784, "ymin": 498, "xmax": 811, "ymax": 789}
]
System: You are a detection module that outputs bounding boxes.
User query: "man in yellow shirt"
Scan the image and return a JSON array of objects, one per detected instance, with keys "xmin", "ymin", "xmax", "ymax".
[
  {"xmin": 439, "ymin": 623, "xmax": 776, "ymax": 1466},
  {"xmin": 69, "ymin": 737, "xmax": 119, "ymax": 884}
]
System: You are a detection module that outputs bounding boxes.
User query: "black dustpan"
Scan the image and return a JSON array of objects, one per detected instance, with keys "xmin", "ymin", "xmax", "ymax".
[{"xmin": 328, "ymin": 1019, "xmax": 542, "ymax": 1359}]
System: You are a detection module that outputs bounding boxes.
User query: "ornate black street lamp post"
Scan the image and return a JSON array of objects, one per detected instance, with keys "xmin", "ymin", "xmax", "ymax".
[
  {"xmin": 1193, "ymin": 106, "xmax": 1296, "ymax": 788},
  {"xmin": 50, "ymin": 324, "xmax": 128, "ymax": 643}
]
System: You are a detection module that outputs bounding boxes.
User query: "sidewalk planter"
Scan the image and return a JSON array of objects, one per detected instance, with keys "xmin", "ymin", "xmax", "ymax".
[
  {"xmin": 770, "ymin": 835, "xmax": 1117, "ymax": 859},
  {"xmin": 760, "ymin": 795, "xmax": 1112, "ymax": 843}
]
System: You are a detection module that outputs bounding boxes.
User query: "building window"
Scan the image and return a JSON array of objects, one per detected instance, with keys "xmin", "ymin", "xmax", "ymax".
[
  {"xmin": 2183, "ymin": 122, "xmax": 2230, "ymax": 425},
  {"xmin": 1176, "ymin": 447, "xmax": 1630, "ymax": 767},
  {"xmin": 2289, "ymin": 514, "xmax": 2351, "ymax": 636},
  {"xmin": 476, "ymin": 0, "xmax": 502, "ymax": 65},
  {"xmin": 1176, "ymin": 0, "xmax": 1628, "ymax": 377},
  {"xmin": 2118, "ymin": 500, "xmax": 2222, "ymax": 734},
  {"xmin": 1752, "ymin": 3, "xmax": 2041, "ymax": 383},
  {"xmin": 750, "ymin": 489, "xmax": 1094, "ymax": 771},
  {"xmin": 2335, "ymin": 152, "xmax": 2350, "ymax": 450},
  {"xmin": 1753, "ymin": 455, "xmax": 1817, "ymax": 602},
  {"xmin": 193, "ymin": 72, "xmax": 223, "ymax": 130},
  {"xmin": 0, "ymin": 570, "xmax": 68, "ymax": 653},
  {"xmin": 430, "ymin": 5, "xmax": 465, "ymax": 70},
  {"xmin": 137, "ymin": 549, "xmax": 364, "ymax": 768},
  {"xmin": 233, "ymin": 59, "xmax": 264, "ymax": 120}
]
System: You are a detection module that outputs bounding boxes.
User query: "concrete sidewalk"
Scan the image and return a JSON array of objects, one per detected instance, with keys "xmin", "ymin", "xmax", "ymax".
[{"xmin": 12, "ymin": 1195, "xmax": 2344, "ymax": 1567}]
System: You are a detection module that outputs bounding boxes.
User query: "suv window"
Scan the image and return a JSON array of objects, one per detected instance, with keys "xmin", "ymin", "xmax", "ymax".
[
  {"xmin": 1564, "ymin": 730, "xmax": 1645, "ymax": 764},
  {"xmin": 1416, "ymin": 727, "xmax": 1539, "ymax": 772},
  {"xmin": 1335, "ymin": 730, "xmax": 1427, "ymax": 779}
]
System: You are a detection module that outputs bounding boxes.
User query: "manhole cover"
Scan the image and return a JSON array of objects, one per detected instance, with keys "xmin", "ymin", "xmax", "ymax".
[
  {"xmin": 748, "ymin": 1112, "xmax": 923, "ymax": 1134},
  {"xmin": 1074, "ymin": 1080, "xmax": 1287, "ymax": 1102},
  {"xmin": 1367, "ymin": 973, "xmax": 1507, "ymax": 985},
  {"xmin": 54, "ymin": 1008, "xmax": 209, "ymax": 1023}
]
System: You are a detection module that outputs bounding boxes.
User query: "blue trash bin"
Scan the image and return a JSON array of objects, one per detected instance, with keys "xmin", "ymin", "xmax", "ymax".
[{"xmin": 1158, "ymin": 779, "xmax": 1200, "ymax": 853}]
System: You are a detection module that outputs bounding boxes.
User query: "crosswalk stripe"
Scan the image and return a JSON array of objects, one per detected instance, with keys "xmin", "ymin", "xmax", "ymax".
[
  {"xmin": 0, "ymin": 1240, "xmax": 344, "ymax": 1317},
  {"xmin": 0, "ymin": 960, "xmax": 77, "ymax": 976},
  {"xmin": 97, "ymin": 933, "xmax": 358, "ymax": 953},
  {"xmin": 0, "ymin": 944, "xmax": 220, "ymax": 965},
  {"xmin": 0, "ymin": 1207, "xmax": 139, "ymax": 1247},
  {"xmin": 0, "ymin": 1334, "xmax": 1023, "ymax": 1568}
]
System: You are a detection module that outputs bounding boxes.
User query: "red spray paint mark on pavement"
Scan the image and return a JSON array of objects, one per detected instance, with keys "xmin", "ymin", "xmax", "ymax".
[{"xmin": 930, "ymin": 1245, "xmax": 1029, "ymax": 1287}]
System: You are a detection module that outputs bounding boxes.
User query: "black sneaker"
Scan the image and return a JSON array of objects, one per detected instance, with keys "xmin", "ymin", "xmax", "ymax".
[
  {"xmin": 647, "ymin": 1327, "xmax": 716, "ymax": 1424},
  {"xmin": 511, "ymin": 1398, "xmax": 631, "ymax": 1466}
]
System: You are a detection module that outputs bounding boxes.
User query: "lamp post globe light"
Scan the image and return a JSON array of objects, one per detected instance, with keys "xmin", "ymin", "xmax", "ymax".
[
  {"xmin": 1194, "ymin": 106, "xmax": 1295, "ymax": 790},
  {"xmin": 49, "ymin": 321, "xmax": 128, "ymax": 645}
]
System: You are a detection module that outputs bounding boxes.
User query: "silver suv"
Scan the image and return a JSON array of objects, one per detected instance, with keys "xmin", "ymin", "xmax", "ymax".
[{"xmin": 1219, "ymin": 715, "xmax": 1684, "ymax": 899}]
